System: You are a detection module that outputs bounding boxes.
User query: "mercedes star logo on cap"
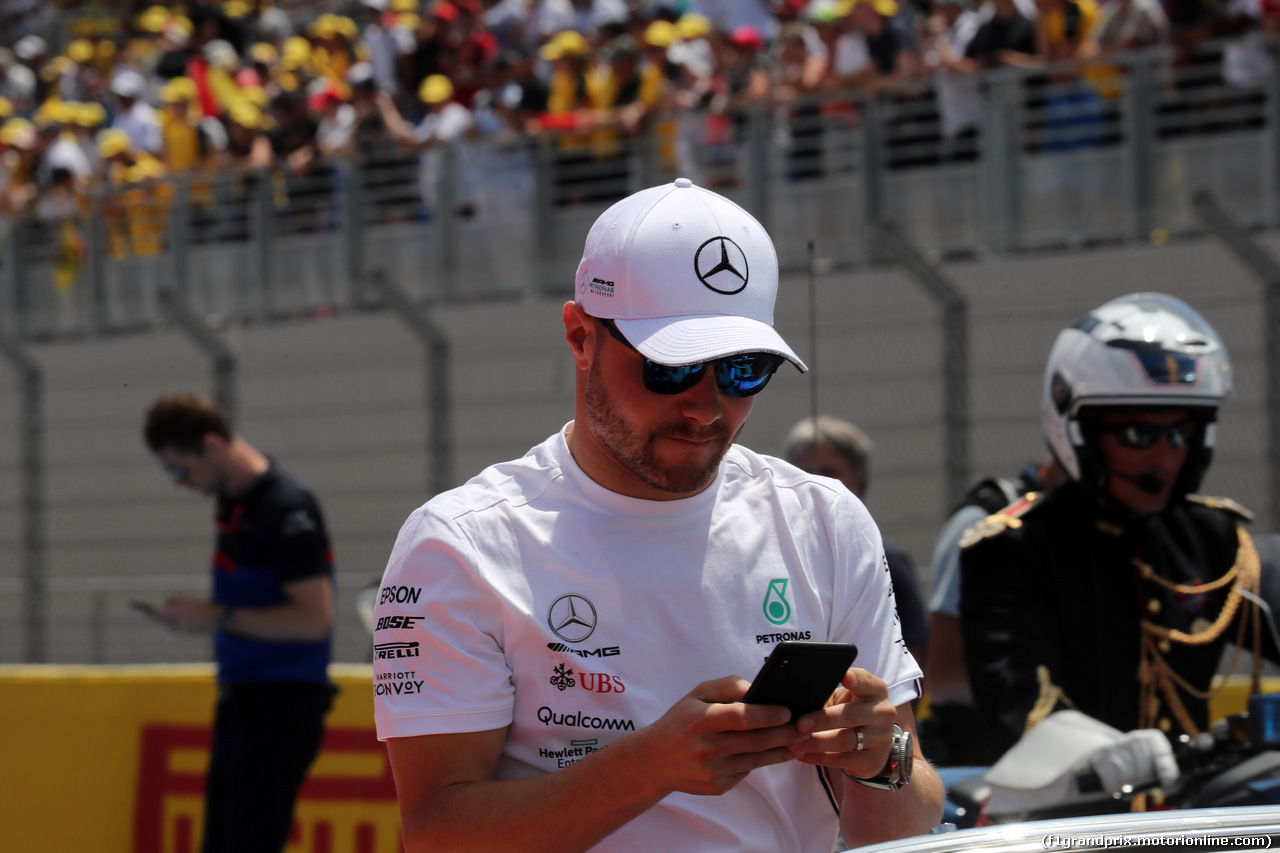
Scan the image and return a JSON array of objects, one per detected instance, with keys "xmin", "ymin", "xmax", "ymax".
[
  {"xmin": 547, "ymin": 593, "xmax": 598, "ymax": 643},
  {"xmin": 695, "ymin": 236, "xmax": 749, "ymax": 295}
]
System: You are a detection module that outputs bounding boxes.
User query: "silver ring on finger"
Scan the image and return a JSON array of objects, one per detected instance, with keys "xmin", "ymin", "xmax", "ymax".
[{"xmin": 855, "ymin": 728, "xmax": 865, "ymax": 751}]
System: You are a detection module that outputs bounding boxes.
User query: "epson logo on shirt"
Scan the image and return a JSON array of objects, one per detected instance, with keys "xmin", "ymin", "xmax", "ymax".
[{"xmin": 380, "ymin": 585, "xmax": 422, "ymax": 605}]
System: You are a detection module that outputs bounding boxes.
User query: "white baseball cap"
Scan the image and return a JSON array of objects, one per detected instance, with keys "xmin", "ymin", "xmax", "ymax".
[
  {"xmin": 575, "ymin": 178, "xmax": 807, "ymax": 371},
  {"xmin": 110, "ymin": 68, "xmax": 146, "ymax": 98}
]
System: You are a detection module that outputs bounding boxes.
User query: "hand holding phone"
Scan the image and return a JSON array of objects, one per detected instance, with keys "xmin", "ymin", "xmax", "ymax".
[{"xmin": 742, "ymin": 641, "xmax": 858, "ymax": 720}]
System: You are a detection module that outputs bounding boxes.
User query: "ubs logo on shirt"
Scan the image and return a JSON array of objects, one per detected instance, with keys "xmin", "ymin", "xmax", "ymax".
[{"xmin": 549, "ymin": 663, "xmax": 625, "ymax": 694}]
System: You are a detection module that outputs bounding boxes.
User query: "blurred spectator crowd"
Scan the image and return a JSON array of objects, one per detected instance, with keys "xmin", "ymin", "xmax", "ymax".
[{"xmin": 2, "ymin": 0, "xmax": 1279, "ymax": 222}]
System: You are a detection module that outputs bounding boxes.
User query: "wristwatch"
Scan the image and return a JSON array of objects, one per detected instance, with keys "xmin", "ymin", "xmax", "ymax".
[{"xmin": 845, "ymin": 724, "xmax": 913, "ymax": 791}]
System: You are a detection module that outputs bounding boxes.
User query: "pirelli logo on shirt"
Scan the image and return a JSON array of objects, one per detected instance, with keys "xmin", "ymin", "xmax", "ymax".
[{"xmin": 374, "ymin": 641, "xmax": 419, "ymax": 660}]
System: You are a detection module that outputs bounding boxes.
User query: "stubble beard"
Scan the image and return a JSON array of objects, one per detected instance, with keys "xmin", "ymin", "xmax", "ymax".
[{"xmin": 583, "ymin": 360, "xmax": 738, "ymax": 496}]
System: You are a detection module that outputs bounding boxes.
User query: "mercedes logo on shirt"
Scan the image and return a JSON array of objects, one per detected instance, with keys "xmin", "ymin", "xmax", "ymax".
[
  {"xmin": 547, "ymin": 594, "xmax": 598, "ymax": 643},
  {"xmin": 695, "ymin": 236, "xmax": 749, "ymax": 295}
]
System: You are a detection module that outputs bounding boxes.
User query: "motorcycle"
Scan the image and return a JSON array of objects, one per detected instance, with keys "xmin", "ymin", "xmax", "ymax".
[
  {"xmin": 944, "ymin": 695, "xmax": 1280, "ymax": 830},
  {"xmin": 942, "ymin": 536, "xmax": 1280, "ymax": 829}
]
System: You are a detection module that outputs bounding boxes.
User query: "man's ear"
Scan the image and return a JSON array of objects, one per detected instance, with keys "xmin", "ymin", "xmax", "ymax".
[
  {"xmin": 563, "ymin": 301, "xmax": 597, "ymax": 372},
  {"xmin": 201, "ymin": 432, "xmax": 230, "ymax": 458}
]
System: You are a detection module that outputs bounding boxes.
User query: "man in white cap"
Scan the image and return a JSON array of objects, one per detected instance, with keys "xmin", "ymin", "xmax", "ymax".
[
  {"xmin": 372, "ymin": 178, "xmax": 943, "ymax": 851},
  {"xmin": 110, "ymin": 67, "xmax": 163, "ymax": 154}
]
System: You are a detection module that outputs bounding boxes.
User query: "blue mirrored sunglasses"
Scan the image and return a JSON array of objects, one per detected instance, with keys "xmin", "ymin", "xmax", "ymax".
[{"xmin": 597, "ymin": 318, "xmax": 784, "ymax": 398}]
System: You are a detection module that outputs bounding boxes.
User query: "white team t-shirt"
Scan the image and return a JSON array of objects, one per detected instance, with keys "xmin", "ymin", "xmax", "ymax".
[{"xmin": 374, "ymin": 425, "xmax": 921, "ymax": 853}]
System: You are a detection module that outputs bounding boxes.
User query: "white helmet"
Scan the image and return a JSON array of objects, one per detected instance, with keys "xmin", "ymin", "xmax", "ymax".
[{"xmin": 1042, "ymin": 292, "xmax": 1232, "ymax": 496}]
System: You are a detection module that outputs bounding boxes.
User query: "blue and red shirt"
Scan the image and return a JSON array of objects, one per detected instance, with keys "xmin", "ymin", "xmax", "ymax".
[{"xmin": 212, "ymin": 462, "xmax": 333, "ymax": 684}]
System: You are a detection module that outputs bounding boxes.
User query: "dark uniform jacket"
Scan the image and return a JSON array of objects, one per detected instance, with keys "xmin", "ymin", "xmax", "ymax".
[{"xmin": 959, "ymin": 481, "xmax": 1271, "ymax": 755}]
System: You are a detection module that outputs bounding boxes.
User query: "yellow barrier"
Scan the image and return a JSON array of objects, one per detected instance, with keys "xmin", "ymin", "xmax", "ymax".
[
  {"xmin": 0, "ymin": 664, "xmax": 400, "ymax": 853},
  {"xmin": 2, "ymin": 665, "xmax": 1274, "ymax": 852}
]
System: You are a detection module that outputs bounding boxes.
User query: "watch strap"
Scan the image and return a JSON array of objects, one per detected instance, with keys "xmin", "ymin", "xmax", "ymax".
[{"xmin": 841, "ymin": 724, "xmax": 911, "ymax": 791}]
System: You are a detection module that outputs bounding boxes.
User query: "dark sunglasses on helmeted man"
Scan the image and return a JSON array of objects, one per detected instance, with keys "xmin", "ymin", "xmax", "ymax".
[
  {"xmin": 596, "ymin": 317, "xmax": 785, "ymax": 398},
  {"xmin": 1096, "ymin": 421, "xmax": 1199, "ymax": 450}
]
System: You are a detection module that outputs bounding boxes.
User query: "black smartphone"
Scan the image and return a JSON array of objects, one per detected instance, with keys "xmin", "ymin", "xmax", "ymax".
[{"xmin": 742, "ymin": 641, "xmax": 858, "ymax": 720}]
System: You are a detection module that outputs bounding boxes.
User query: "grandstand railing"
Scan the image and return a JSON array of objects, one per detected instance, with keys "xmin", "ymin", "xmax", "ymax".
[{"xmin": 3, "ymin": 41, "xmax": 1278, "ymax": 340}]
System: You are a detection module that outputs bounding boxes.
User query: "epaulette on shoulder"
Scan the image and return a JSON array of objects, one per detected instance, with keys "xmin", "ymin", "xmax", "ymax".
[
  {"xmin": 959, "ymin": 492, "xmax": 1044, "ymax": 549},
  {"xmin": 1185, "ymin": 494, "xmax": 1254, "ymax": 522}
]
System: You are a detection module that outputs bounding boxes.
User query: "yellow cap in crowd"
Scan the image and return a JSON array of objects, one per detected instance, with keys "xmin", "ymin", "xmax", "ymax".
[
  {"xmin": 242, "ymin": 84, "xmax": 269, "ymax": 107},
  {"xmin": 676, "ymin": 13, "xmax": 712, "ymax": 40},
  {"xmin": 72, "ymin": 101, "xmax": 107, "ymax": 128},
  {"xmin": 419, "ymin": 73, "xmax": 453, "ymax": 104},
  {"xmin": 67, "ymin": 39, "xmax": 96, "ymax": 64},
  {"xmin": 134, "ymin": 5, "xmax": 171, "ymax": 34},
  {"xmin": 227, "ymin": 99, "xmax": 262, "ymax": 129},
  {"xmin": 250, "ymin": 42, "xmax": 278, "ymax": 65},
  {"xmin": 838, "ymin": 0, "xmax": 899, "ymax": 16},
  {"xmin": 281, "ymin": 36, "xmax": 312, "ymax": 70},
  {"xmin": 34, "ymin": 98, "xmax": 73, "ymax": 128},
  {"xmin": 643, "ymin": 20, "xmax": 678, "ymax": 48},
  {"xmin": 160, "ymin": 76, "xmax": 197, "ymax": 104},
  {"xmin": 1, "ymin": 117, "xmax": 36, "ymax": 146},
  {"xmin": 97, "ymin": 127, "xmax": 132, "ymax": 158},
  {"xmin": 41, "ymin": 56, "xmax": 74, "ymax": 82},
  {"xmin": 539, "ymin": 30, "xmax": 589, "ymax": 60},
  {"xmin": 223, "ymin": 0, "xmax": 250, "ymax": 20}
]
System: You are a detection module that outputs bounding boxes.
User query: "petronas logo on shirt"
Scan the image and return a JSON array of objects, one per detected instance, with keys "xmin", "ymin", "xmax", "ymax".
[{"xmin": 763, "ymin": 579, "xmax": 791, "ymax": 625}]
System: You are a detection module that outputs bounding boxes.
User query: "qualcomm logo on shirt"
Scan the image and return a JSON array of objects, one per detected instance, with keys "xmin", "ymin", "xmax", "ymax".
[{"xmin": 536, "ymin": 706, "xmax": 635, "ymax": 732}]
